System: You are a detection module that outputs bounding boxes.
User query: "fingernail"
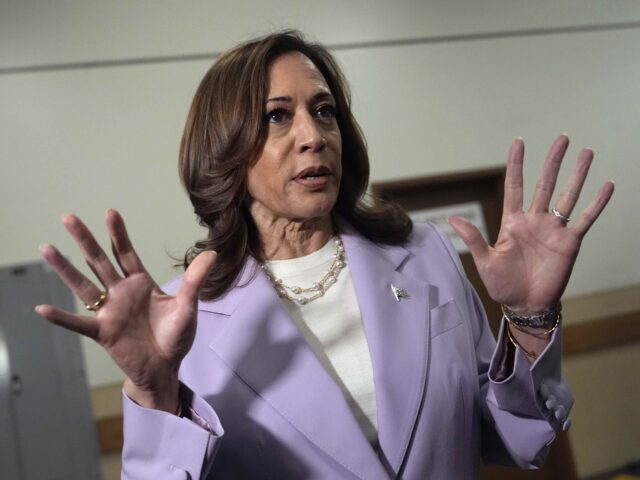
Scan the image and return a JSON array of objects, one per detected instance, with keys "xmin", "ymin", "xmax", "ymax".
[
  {"xmin": 560, "ymin": 132, "xmax": 569, "ymax": 138},
  {"xmin": 562, "ymin": 419, "xmax": 572, "ymax": 431},
  {"xmin": 34, "ymin": 305, "xmax": 42, "ymax": 314}
]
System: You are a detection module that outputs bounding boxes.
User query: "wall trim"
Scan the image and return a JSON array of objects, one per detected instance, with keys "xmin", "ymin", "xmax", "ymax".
[{"xmin": 3, "ymin": 21, "xmax": 640, "ymax": 76}]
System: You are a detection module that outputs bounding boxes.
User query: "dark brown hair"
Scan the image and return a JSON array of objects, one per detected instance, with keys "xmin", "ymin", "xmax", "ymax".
[{"xmin": 180, "ymin": 30, "xmax": 412, "ymax": 300}]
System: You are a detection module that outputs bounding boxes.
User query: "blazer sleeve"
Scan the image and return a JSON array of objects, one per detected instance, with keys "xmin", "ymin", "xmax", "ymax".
[
  {"xmin": 431, "ymin": 224, "xmax": 574, "ymax": 469},
  {"xmin": 121, "ymin": 383, "xmax": 224, "ymax": 480},
  {"xmin": 470, "ymin": 283, "xmax": 573, "ymax": 468}
]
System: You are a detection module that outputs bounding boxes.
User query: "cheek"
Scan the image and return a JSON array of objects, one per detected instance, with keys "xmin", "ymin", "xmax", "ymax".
[
  {"xmin": 333, "ymin": 148, "xmax": 343, "ymax": 184},
  {"xmin": 329, "ymin": 131, "xmax": 342, "ymax": 169},
  {"xmin": 247, "ymin": 147, "xmax": 281, "ymax": 193},
  {"xmin": 246, "ymin": 164, "xmax": 286, "ymax": 209},
  {"xmin": 247, "ymin": 169, "xmax": 277, "ymax": 201}
]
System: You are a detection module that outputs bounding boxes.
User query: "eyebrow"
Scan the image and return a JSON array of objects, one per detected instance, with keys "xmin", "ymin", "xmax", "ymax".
[{"xmin": 266, "ymin": 91, "xmax": 334, "ymax": 104}]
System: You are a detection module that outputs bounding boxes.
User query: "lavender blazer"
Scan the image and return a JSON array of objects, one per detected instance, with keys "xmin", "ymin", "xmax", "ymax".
[{"xmin": 122, "ymin": 223, "xmax": 571, "ymax": 479}]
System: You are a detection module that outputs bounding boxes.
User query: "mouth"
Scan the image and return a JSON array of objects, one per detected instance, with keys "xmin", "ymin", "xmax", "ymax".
[
  {"xmin": 294, "ymin": 165, "xmax": 332, "ymax": 180},
  {"xmin": 293, "ymin": 165, "xmax": 333, "ymax": 189}
]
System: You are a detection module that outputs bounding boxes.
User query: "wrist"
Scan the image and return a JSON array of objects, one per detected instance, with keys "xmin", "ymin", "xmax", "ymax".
[
  {"xmin": 503, "ymin": 303, "xmax": 556, "ymax": 314},
  {"xmin": 506, "ymin": 323, "xmax": 551, "ymax": 362},
  {"xmin": 502, "ymin": 302, "xmax": 562, "ymax": 330},
  {"xmin": 123, "ymin": 376, "xmax": 180, "ymax": 414}
]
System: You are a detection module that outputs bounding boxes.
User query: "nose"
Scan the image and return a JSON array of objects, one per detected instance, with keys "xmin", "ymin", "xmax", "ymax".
[{"xmin": 295, "ymin": 113, "xmax": 326, "ymax": 154}]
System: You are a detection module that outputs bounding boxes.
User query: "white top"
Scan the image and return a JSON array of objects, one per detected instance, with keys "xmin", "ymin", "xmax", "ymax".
[{"xmin": 264, "ymin": 237, "xmax": 378, "ymax": 443}]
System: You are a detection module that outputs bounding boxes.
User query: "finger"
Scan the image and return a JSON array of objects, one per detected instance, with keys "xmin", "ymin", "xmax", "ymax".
[
  {"xmin": 554, "ymin": 148, "xmax": 593, "ymax": 218},
  {"xmin": 529, "ymin": 134, "xmax": 570, "ymax": 213},
  {"xmin": 40, "ymin": 243, "xmax": 105, "ymax": 307},
  {"xmin": 554, "ymin": 405, "xmax": 568, "ymax": 422},
  {"xmin": 554, "ymin": 380, "xmax": 574, "ymax": 402},
  {"xmin": 448, "ymin": 216, "xmax": 489, "ymax": 264},
  {"xmin": 572, "ymin": 181, "xmax": 615, "ymax": 238},
  {"xmin": 545, "ymin": 396, "xmax": 558, "ymax": 410},
  {"xmin": 503, "ymin": 137, "xmax": 524, "ymax": 214},
  {"xmin": 35, "ymin": 304, "xmax": 99, "ymax": 339},
  {"xmin": 62, "ymin": 214, "xmax": 122, "ymax": 287},
  {"xmin": 178, "ymin": 251, "xmax": 218, "ymax": 304},
  {"xmin": 106, "ymin": 209, "xmax": 147, "ymax": 276}
]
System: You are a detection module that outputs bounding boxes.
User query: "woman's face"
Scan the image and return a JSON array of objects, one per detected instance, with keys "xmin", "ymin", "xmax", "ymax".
[{"xmin": 246, "ymin": 52, "xmax": 342, "ymax": 226}]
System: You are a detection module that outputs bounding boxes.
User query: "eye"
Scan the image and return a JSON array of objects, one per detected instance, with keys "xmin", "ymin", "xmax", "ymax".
[
  {"xmin": 265, "ymin": 108, "xmax": 291, "ymax": 125},
  {"xmin": 315, "ymin": 104, "xmax": 337, "ymax": 122}
]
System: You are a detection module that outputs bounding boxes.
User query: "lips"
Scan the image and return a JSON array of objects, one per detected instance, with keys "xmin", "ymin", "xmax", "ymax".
[
  {"xmin": 294, "ymin": 165, "xmax": 332, "ymax": 180},
  {"xmin": 294, "ymin": 165, "xmax": 333, "ymax": 189}
]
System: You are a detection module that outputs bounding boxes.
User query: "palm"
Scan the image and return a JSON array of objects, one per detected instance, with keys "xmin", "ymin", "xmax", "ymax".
[
  {"xmin": 450, "ymin": 135, "xmax": 613, "ymax": 312},
  {"xmin": 93, "ymin": 274, "xmax": 194, "ymax": 386},
  {"xmin": 476, "ymin": 211, "xmax": 580, "ymax": 310}
]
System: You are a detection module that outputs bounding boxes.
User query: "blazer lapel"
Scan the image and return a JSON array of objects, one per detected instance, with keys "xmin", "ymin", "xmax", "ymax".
[
  {"xmin": 341, "ymin": 227, "xmax": 433, "ymax": 476},
  {"xmin": 206, "ymin": 259, "xmax": 388, "ymax": 480}
]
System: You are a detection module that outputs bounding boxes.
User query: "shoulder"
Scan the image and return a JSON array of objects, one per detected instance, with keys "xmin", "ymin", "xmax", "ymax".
[
  {"xmin": 406, "ymin": 221, "xmax": 444, "ymax": 247},
  {"xmin": 161, "ymin": 259, "xmax": 260, "ymax": 316},
  {"xmin": 407, "ymin": 221, "xmax": 452, "ymax": 249},
  {"xmin": 162, "ymin": 275, "xmax": 183, "ymax": 296},
  {"xmin": 404, "ymin": 222, "xmax": 466, "ymax": 278},
  {"xmin": 342, "ymin": 220, "xmax": 464, "ymax": 281}
]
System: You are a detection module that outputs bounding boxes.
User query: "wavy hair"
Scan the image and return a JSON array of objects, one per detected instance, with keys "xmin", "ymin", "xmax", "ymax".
[{"xmin": 179, "ymin": 31, "xmax": 412, "ymax": 300}]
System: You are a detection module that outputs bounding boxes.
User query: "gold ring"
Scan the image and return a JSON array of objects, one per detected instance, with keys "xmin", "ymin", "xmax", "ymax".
[{"xmin": 85, "ymin": 291, "xmax": 107, "ymax": 311}]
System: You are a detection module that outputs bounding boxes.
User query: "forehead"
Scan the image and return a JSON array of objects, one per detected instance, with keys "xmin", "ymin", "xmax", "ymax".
[{"xmin": 266, "ymin": 51, "xmax": 330, "ymax": 94}]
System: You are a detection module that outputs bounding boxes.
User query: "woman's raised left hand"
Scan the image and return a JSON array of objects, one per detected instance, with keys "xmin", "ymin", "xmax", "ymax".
[{"xmin": 449, "ymin": 134, "xmax": 614, "ymax": 313}]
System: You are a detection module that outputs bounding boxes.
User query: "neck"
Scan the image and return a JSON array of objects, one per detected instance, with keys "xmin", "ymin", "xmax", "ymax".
[{"xmin": 251, "ymin": 211, "xmax": 334, "ymax": 261}]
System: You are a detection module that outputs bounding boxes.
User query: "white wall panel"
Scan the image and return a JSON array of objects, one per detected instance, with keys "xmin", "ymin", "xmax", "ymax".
[{"xmin": 2, "ymin": 0, "xmax": 640, "ymax": 68}]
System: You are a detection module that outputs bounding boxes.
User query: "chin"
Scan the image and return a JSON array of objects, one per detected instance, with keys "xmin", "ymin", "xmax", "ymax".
[{"xmin": 292, "ymin": 196, "xmax": 337, "ymax": 222}]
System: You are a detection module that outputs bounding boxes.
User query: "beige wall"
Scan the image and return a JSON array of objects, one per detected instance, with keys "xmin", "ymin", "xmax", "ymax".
[
  {"xmin": 562, "ymin": 286, "xmax": 640, "ymax": 477},
  {"xmin": 2, "ymin": 2, "xmax": 639, "ymax": 477},
  {"xmin": 90, "ymin": 385, "xmax": 122, "ymax": 480}
]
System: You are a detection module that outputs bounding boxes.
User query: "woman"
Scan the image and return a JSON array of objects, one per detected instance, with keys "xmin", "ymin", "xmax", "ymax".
[{"xmin": 37, "ymin": 32, "xmax": 613, "ymax": 479}]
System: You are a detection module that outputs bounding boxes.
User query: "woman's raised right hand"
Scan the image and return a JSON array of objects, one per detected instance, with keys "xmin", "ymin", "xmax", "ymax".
[{"xmin": 36, "ymin": 209, "xmax": 216, "ymax": 413}]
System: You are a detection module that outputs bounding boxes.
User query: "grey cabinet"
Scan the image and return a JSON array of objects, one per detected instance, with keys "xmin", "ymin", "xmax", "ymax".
[{"xmin": 0, "ymin": 261, "xmax": 101, "ymax": 480}]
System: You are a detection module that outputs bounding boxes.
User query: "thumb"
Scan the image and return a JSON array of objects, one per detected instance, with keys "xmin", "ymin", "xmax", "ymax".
[
  {"xmin": 448, "ymin": 216, "xmax": 489, "ymax": 263},
  {"xmin": 178, "ymin": 251, "xmax": 217, "ymax": 303}
]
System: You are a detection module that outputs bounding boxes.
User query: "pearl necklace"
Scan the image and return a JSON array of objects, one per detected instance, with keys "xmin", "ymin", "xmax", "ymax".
[{"xmin": 261, "ymin": 238, "xmax": 346, "ymax": 305}]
